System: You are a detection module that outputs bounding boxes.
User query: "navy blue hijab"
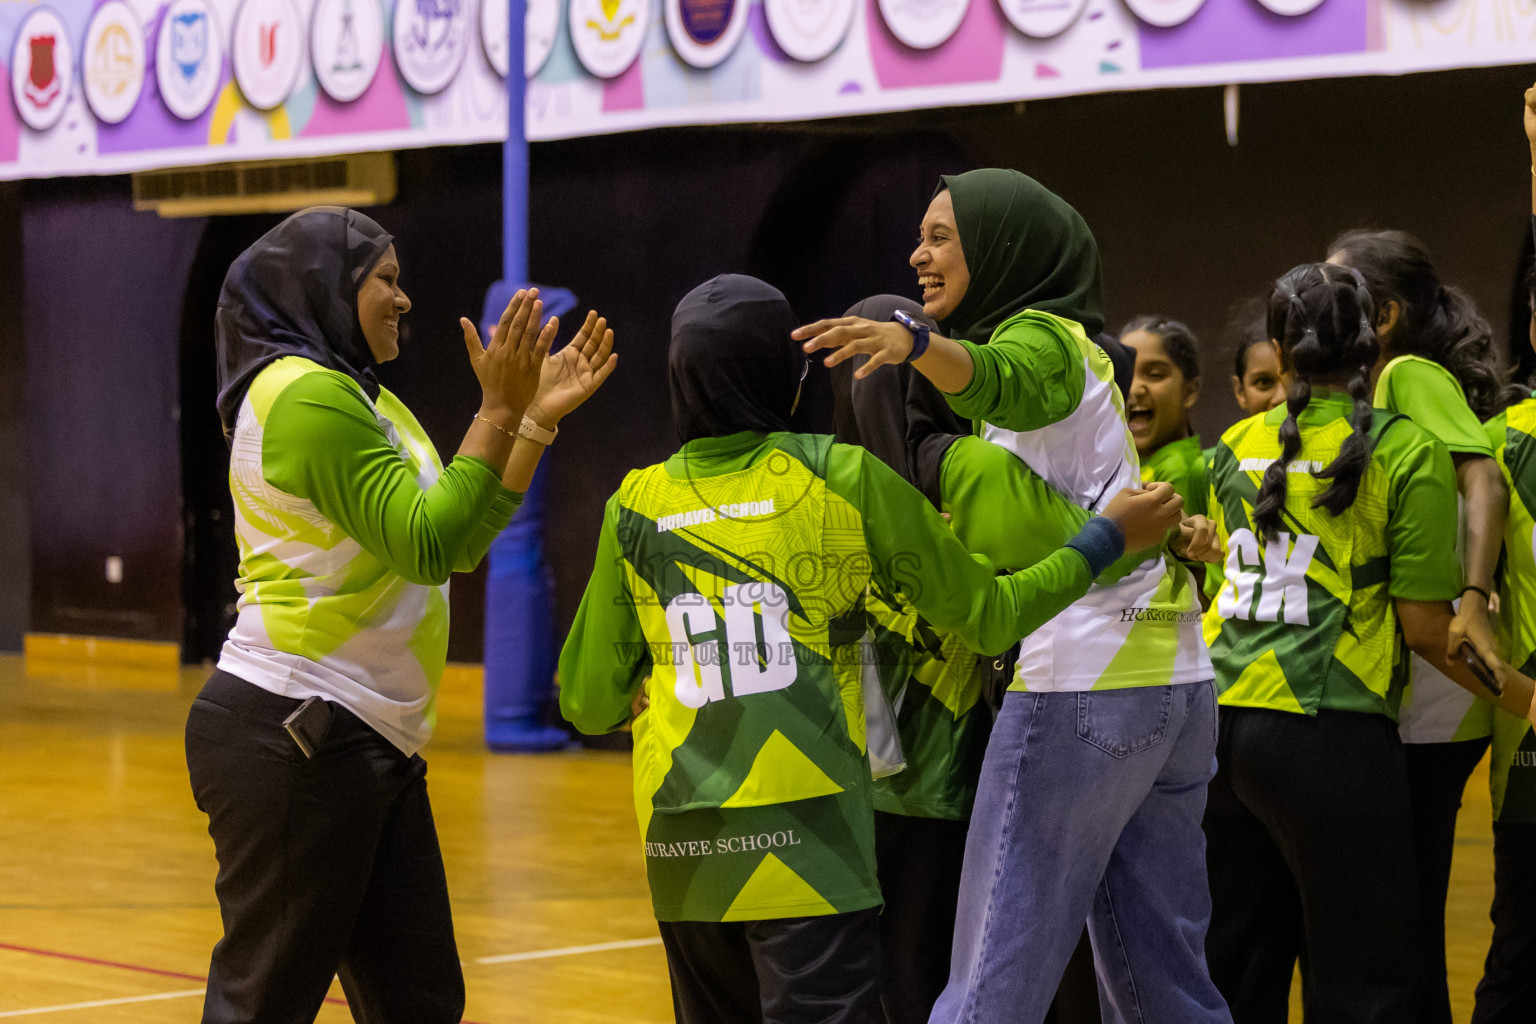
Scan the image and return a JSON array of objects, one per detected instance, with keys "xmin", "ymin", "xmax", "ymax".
[
  {"xmin": 669, "ymin": 275, "xmax": 806, "ymax": 444},
  {"xmin": 215, "ymin": 206, "xmax": 393, "ymax": 438}
]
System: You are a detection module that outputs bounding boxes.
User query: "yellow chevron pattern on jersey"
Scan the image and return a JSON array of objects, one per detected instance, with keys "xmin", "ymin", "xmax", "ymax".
[
  {"xmin": 614, "ymin": 435, "xmax": 879, "ymax": 921},
  {"xmin": 1205, "ymin": 400, "xmax": 1448, "ymax": 717}
]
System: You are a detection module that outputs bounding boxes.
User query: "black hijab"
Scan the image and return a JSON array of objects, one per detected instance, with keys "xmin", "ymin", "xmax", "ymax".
[
  {"xmin": 215, "ymin": 206, "xmax": 393, "ymax": 437},
  {"xmin": 936, "ymin": 169, "xmax": 1105, "ymax": 343},
  {"xmin": 669, "ymin": 275, "xmax": 805, "ymax": 444},
  {"xmin": 831, "ymin": 294, "xmax": 965, "ymax": 508}
]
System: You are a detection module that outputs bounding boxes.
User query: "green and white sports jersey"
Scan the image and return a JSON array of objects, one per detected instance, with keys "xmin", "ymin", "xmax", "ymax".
[
  {"xmin": 559, "ymin": 430, "xmax": 1110, "ymax": 922},
  {"xmin": 1141, "ymin": 435, "xmax": 1209, "ymax": 518},
  {"xmin": 1376, "ymin": 355, "xmax": 1496, "ymax": 743},
  {"xmin": 1203, "ymin": 392, "xmax": 1461, "ymax": 717},
  {"xmin": 219, "ymin": 356, "xmax": 520, "ymax": 755},
  {"xmin": 1487, "ymin": 400, "xmax": 1536, "ymax": 823},
  {"xmin": 946, "ymin": 310, "xmax": 1210, "ymax": 692}
]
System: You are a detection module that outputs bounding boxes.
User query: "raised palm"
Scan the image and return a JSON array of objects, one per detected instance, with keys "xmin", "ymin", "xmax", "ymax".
[
  {"xmin": 1525, "ymin": 84, "xmax": 1536, "ymax": 150},
  {"xmin": 529, "ymin": 311, "xmax": 617, "ymax": 427}
]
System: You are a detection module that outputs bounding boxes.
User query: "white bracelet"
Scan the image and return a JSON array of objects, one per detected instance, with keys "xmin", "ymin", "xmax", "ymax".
[{"xmin": 517, "ymin": 415, "xmax": 558, "ymax": 445}]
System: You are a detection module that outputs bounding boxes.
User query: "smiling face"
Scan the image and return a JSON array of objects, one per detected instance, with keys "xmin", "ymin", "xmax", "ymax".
[
  {"xmin": 1123, "ymin": 328, "xmax": 1198, "ymax": 458},
  {"xmin": 1233, "ymin": 339, "xmax": 1287, "ymax": 415},
  {"xmin": 357, "ymin": 244, "xmax": 411, "ymax": 362},
  {"xmin": 910, "ymin": 189, "xmax": 970, "ymax": 322}
]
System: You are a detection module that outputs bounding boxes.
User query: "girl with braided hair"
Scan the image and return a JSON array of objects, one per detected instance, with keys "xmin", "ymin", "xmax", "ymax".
[
  {"xmin": 1326, "ymin": 230, "xmax": 1512, "ymax": 1024},
  {"xmin": 1201, "ymin": 262, "xmax": 1534, "ymax": 1024}
]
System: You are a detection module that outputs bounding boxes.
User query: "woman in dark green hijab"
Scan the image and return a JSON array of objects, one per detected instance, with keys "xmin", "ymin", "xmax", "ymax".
[
  {"xmin": 799, "ymin": 170, "xmax": 1230, "ymax": 1024},
  {"xmin": 935, "ymin": 167, "xmax": 1105, "ymax": 343},
  {"xmin": 794, "ymin": 167, "xmax": 1104, "ymax": 382}
]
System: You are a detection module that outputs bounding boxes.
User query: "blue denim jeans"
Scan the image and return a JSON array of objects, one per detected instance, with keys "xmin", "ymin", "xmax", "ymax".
[{"xmin": 929, "ymin": 683, "xmax": 1231, "ymax": 1024}]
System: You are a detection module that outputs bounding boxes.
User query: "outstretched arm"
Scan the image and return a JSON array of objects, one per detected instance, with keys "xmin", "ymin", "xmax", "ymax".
[
  {"xmin": 795, "ymin": 316, "xmax": 976, "ymax": 394},
  {"xmin": 829, "ymin": 445, "xmax": 1181, "ymax": 655}
]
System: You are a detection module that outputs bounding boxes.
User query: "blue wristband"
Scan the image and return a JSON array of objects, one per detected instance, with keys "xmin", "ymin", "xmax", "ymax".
[
  {"xmin": 1064, "ymin": 516, "xmax": 1125, "ymax": 578},
  {"xmin": 892, "ymin": 309, "xmax": 931, "ymax": 363}
]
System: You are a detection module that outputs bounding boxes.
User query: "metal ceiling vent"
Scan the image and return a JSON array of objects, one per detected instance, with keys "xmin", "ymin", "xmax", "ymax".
[{"xmin": 132, "ymin": 153, "xmax": 396, "ymax": 217}]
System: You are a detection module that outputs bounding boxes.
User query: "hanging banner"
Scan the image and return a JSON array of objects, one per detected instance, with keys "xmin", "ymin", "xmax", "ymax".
[{"xmin": 1, "ymin": 0, "xmax": 1535, "ymax": 179}]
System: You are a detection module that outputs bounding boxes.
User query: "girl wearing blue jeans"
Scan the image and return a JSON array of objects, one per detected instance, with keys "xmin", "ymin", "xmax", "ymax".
[{"xmin": 798, "ymin": 168, "xmax": 1229, "ymax": 1024}]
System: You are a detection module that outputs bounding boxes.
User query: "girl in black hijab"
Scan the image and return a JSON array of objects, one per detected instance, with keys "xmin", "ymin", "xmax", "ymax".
[
  {"xmin": 559, "ymin": 274, "xmax": 1182, "ymax": 1024},
  {"xmin": 187, "ymin": 207, "xmax": 615, "ymax": 1024}
]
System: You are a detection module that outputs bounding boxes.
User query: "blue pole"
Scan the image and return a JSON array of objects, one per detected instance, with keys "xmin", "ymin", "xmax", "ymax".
[
  {"xmin": 504, "ymin": 0, "xmax": 527, "ymax": 286},
  {"xmin": 480, "ymin": 0, "xmax": 574, "ymax": 752}
]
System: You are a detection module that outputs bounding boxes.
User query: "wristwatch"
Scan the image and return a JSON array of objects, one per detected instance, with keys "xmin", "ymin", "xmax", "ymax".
[
  {"xmin": 517, "ymin": 415, "xmax": 558, "ymax": 445},
  {"xmin": 891, "ymin": 309, "xmax": 931, "ymax": 363}
]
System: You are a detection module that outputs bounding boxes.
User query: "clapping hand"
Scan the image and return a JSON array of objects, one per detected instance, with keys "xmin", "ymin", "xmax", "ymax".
[
  {"xmin": 1524, "ymin": 81, "xmax": 1536, "ymax": 154},
  {"xmin": 527, "ymin": 311, "xmax": 618, "ymax": 429},
  {"xmin": 460, "ymin": 288, "xmax": 556, "ymax": 426}
]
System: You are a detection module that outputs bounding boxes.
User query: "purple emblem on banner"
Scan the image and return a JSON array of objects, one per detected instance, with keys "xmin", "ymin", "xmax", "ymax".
[{"xmin": 1137, "ymin": 0, "xmax": 1369, "ymax": 69}]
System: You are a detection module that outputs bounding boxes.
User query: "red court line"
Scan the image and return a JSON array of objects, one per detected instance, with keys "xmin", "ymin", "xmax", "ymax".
[{"xmin": 0, "ymin": 942, "xmax": 492, "ymax": 1021}]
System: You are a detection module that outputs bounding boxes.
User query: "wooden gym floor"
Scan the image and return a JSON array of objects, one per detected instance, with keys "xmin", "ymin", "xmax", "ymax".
[{"xmin": 0, "ymin": 651, "xmax": 1503, "ymax": 1022}]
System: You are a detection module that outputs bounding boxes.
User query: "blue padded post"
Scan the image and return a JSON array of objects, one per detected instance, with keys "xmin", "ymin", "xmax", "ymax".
[{"xmin": 479, "ymin": 0, "xmax": 575, "ymax": 751}]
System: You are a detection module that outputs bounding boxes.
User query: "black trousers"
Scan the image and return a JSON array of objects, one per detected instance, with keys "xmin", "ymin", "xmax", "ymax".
[
  {"xmin": 658, "ymin": 908, "xmax": 883, "ymax": 1024},
  {"xmin": 1204, "ymin": 706, "xmax": 1421, "ymax": 1024},
  {"xmin": 873, "ymin": 811, "xmax": 968, "ymax": 1024},
  {"xmin": 1404, "ymin": 736, "xmax": 1491, "ymax": 1024},
  {"xmin": 184, "ymin": 670, "xmax": 464, "ymax": 1024},
  {"xmin": 1472, "ymin": 822, "xmax": 1536, "ymax": 1024}
]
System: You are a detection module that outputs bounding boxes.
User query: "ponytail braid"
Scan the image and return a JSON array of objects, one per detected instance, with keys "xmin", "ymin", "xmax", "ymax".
[
  {"xmin": 1253, "ymin": 291, "xmax": 1315, "ymax": 541},
  {"xmin": 1314, "ymin": 275, "xmax": 1380, "ymax": 515},
  {"xmin": 1253, "ymin": 378, "xmax": 1309, "ymax": 541},
  {"xmin": 1254, "ymin": 264, "xmax": 1381, "ymax": 540}
]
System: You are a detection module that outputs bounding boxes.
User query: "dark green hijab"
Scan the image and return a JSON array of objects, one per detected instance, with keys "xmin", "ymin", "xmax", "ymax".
[{"xmin": 937, "ymin": 169, "xmax": 1105, "ymax": 344}]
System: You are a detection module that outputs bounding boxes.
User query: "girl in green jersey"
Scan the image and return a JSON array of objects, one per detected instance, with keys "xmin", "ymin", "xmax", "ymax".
[
  {"xmin": 1121, "ymin": 317, "xmax": 1207, "ymax": 515},
  {"xmin": 1203, "ymin": 262, "xmax": 1533, "ymax": 1024},
  {"xmin": 1328, "ymin": 229, "xmax": 1511, "ymax": 1024},
  {"xmin": 1227, "ymin": 300, "xmax": 1288, "ymax": 416},
  {"xmin": 797, "ymin": 169, "xmax": 1226, "ymax": 1024}
]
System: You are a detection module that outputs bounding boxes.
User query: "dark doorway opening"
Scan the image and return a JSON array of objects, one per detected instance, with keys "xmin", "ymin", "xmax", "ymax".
[{"xmin": 178, "ymin": 214, "xmax": 285, "ymax": 664}]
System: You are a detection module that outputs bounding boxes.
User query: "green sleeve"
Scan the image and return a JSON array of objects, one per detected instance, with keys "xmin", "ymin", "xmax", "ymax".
[
  {"xmin": 455, "ymin": 489, "xmax": 524, "ymax": 574},
  {"xmin": 1485, "ymin": 411, "xmax": 1510, "ymax": 454},
  {"xmin": 558, "ymin": 491, "xmax": 651, "ymax": 734},
  {"xmin": 1375, "ymin": 357, "xmax": 1493, "ymax": 457},
  {"xmin": 940, "ymin": 436, "xmax": 1151, "ymax": 582},
  {"xmin": 1386, "ymin": 436, "xmax": 1464, "ymax": 601},
  {"xmin": 825, "ymin": 444, "xmax": 1102, "ymax": 656},
  {"xmin": 261, "ymin": 371, "xmax": 520, "ymax": 587},
  {"xmin": 944, "ymin": 313, "xmax": 1086, "ymax": 431}
]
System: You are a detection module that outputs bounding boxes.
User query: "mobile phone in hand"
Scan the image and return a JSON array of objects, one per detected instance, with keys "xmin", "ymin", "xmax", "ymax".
[
  {"xmin": 1461, "ymin": 641, "xmax": 1503, "ymax": 698},
  {"xmin": 282, "ymin": 696, "xmax": 334, "ymax": 758}
]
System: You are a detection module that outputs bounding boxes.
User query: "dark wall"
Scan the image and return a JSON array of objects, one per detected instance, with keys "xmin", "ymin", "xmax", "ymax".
[
  {"xmin": 952, "ymin": 67, "xmax": 1535, "ymax": 440},
  {"xmin": 24, "ymin": 180, "xmax": 203, "ymax": 642},
  {"xmin": 0, "ymin": 182, "xmax": 25, "ymax": 651}
]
